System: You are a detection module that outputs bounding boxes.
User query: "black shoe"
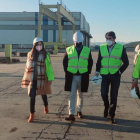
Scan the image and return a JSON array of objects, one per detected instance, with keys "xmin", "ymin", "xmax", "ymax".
[
  {"xmin": 104, "ymin": 108, "xmax": 108, "ymax": 118},
  {"xmin": 107, "ymin": 115, "xmax": 111, "ymax": 119},
  {"xmin": 65, "ymin": 115, "xmax": 75, "ymax": 121},
  {"xmin": 110, "ymin": 116, "xmax": 115, "ymax": 124},
  {"xmin": 77, "ymin": 112, "xmax": 83, "ymax": 118}
]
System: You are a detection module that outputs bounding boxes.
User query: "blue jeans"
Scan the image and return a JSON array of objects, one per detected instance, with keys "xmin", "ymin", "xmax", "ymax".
[
  {"xmin": 101, "ymin": 74, "xmax": 120, "ymax": 117},
  {"xmin": 29, "ymin": 80, "xmax": 48, "ymax": 113}
]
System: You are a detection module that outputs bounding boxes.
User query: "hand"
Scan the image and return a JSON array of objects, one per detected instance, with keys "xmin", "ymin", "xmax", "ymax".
[
  {"xmin": 48, "ymin": 81, "xmax": 52, "ymax": 85},
  {"xmin": 131, "ymin": 82, "xmax": 138, "ymax": 90}
]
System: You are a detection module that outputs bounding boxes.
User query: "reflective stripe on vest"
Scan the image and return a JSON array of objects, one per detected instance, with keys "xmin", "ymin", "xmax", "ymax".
[
  {"xmin": 68, "ymin": 56, "xmax": 77, "ymax": 60},
  {"xmin": 101, "ymin": 66, "xmax": 121, "ymax": 69},
  {"xmin": 100, "ymin": 43, "xmax": 123, "ymax": 75},
  {"xmin": 68, "ymin": 66, "xmax": 87, "ymax": 68},
  {"xmin": 102, "ymin": 56, "xmax": 121, "ymax": 59},
  {"xmin": 66, "ymin": 45, "xmax": 90, "ymax": 74}
]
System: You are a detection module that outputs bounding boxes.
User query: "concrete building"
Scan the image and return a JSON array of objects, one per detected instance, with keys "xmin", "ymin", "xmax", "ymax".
[{"xmin": 0, "ymin": 11, "xmax": 92, "ymax": 48}]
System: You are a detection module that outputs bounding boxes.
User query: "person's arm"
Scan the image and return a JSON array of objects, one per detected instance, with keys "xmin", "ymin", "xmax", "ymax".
[
  {"xmin": 131, "ymin": 51, "xmax": 140, "ymax": 89},
  {"xmin": 63, "ymin": 52, "xmax": 68, "ymax": 73},
  {"xmin": 132, "ymin": 52, "xmax": 140, "ymax": 81},
  {"xmin": 26, "ymin": 53, "xmax": 32, "ymax": 69},
  {"xmin": 88, "ymin": 51, "xmax": 93, "ymax": 74},
  {"xmin": 95, "ymin": 49, "xmax": 101, "ymax": 75},
  {"xmin": 119, "ymin": 47, "xmax": 129, "ymax": 74},
  {"xmin": 45, "ymin": 53, "xmax": 54, "ymax": 81}
]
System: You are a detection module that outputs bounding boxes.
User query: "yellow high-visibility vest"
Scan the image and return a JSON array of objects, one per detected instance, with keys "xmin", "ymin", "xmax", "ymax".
[
  {"xmin": 66, "ymin": 45, "xmax": 90, "ymax": 74},
  {"xmin": 100, "ymin": 43, "xmax": 123, "ymax": 75}
]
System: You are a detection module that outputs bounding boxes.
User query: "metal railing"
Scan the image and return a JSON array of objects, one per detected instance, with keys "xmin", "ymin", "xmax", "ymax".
[
  {"xmin": 57, "ymin": 1, "xmax": 76, "ymax": 19},
  {"xmin": 40, "ymin": 1, "xmax": 80, "ymax": 21},
  {"xmin": 57, "ymin": 1, "xmax": 70, "ymax": 13}
]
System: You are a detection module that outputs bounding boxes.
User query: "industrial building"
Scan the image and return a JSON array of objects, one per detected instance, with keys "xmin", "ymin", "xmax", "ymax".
[{"xmin": 0, "ymin": 3, "xmax": 92, "ymax": 49}]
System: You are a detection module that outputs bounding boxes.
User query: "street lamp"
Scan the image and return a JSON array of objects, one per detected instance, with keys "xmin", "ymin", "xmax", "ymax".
[{"xmin": 39, "ymin": 0, "xmax": 41, "ymax": 4}]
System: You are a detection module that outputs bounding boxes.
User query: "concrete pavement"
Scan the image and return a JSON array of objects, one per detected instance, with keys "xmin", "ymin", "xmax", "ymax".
[{"xmin": 0, "ymin": 51, "xmax": 140, "ymax": 140}]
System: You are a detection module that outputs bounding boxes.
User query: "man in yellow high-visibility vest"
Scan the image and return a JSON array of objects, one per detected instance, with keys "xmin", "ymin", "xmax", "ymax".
[
  {"xmin": 95, "ymin": 31, "xmax": 129, "ymax": 123},
  {"xmin": 63, "ymin": 32, "xmax": 93, "ymax": 121}
]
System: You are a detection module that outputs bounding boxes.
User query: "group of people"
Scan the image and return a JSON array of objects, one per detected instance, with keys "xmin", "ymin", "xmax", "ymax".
[
  {"xmin": 21, "ymin": 31, "xmax": 139, "ymax": 124},
  {"xmin": 63, "ymin": 31, "xmax": 129, "ymax": 124}
]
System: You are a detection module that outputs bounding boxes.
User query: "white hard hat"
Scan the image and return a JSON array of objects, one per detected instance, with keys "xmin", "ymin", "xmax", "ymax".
[
  {"xmin": 33, "ymin": 37, "xmax": 43, "ymax": 44},
  {"xmin": 130, "ymin": 87, "xmax": 140, "ymax": 99},
  {"xmin": 91, "ymin": 75, "xmax": 102, "ymax": 86},
  {"xmin": 73, "ymin": 32, "xmax": 84, "ymax": 43}
]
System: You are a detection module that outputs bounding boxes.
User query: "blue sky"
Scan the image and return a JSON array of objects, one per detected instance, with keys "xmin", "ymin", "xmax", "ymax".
[{"xmin": 0, "ymin": 0, "xmax": 140, "ymax": 43}]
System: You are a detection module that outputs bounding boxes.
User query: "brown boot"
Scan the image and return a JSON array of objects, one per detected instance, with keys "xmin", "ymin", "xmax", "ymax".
[
  {"xmin": 28, "ymin": 113, "xmax": 34, "ymax": 123},
  {"xmin": 44, "ymin": 106, "xmax": 49, "ymax": 114},
  {"xmin": 65, "ymin": 115, "xmax": 75, "ymax": 121}
]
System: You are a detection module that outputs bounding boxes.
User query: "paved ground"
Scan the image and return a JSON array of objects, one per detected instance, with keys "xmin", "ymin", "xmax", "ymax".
[{"xmin": 0, "ymin": 51, "xmax": 140, "ymax": 140}]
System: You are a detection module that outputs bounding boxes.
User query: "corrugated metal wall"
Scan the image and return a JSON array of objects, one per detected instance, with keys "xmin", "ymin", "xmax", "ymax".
[
  {"xmin": 0, "ymin": 12, "xmax": 91, "ymax": 46},
  {"xmin": 0, "ymin": 30, "xmax": 35, "ymax": 44}
]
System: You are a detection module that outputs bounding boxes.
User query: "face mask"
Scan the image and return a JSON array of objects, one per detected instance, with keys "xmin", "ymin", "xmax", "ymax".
[
  {"xmin": 36, "ymin": 45, "xmax": 42, "ymax": 51},
  {"xmin": 106, "ymin": 40, "xmax": 113, "ymax": 46},
  {"xmin": 76, "ymin": 42, "xmax": 82, "ymax": 48}
]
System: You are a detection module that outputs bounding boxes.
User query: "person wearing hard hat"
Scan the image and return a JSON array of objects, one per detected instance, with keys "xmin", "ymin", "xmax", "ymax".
[
  {"xmin": 95, "ymin": 31, "xmax": 129, "ymax": 123},
  {"xmin": 131, "ymin": 44, "xmax": 140, "ymax": 98},
  {"xmin": 21, "ymin": 37, "xmax": 54, "ymax": 123},
  {"xmin": 63, "ymin": 32, "xmax": 93, "ymax": 121}
]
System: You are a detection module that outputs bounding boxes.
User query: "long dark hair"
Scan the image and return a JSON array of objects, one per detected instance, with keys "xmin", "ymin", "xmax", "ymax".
[{"xmin": 29, "ymin": 42, "xmax": 47, "ymax": 61}]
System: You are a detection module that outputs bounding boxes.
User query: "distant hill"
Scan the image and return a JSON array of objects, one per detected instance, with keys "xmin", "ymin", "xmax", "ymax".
[
  {"xmin": 90, "ymin": 41, "xmax": 127, "ymax": 46},
  {"xmin": 117, "ymin": 42, "xmax": 128, "ymax": 45},
  {"xmin": 124, "ymin": 41, "xmax": 140, "ymax": 48},
  {"xmin": 90, "ymin": 42, "xmax": 105, "ymax": 46}
]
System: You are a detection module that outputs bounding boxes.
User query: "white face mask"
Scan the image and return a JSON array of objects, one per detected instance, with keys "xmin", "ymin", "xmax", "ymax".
[
  {"xmin": 36, "ymin": 45, "xmax": 42, "ymax": 51},
  {"xmin": 106, "ymin": 40, "xmax": 113, "ymax": 46}
]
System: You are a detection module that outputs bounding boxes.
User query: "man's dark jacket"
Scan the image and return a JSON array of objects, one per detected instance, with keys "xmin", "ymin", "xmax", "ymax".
[{"xmin": 63, "ymin": 46, "xmax": 93, "ymax": 92}]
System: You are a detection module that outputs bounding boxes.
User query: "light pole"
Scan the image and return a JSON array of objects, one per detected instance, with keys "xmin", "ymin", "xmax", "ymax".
[{"xmin": 39, "ymin": 0, "xmax": 41, "ymax": 5}]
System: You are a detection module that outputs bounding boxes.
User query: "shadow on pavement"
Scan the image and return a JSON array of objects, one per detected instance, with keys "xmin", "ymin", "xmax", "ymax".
[{"xmin": 33, "ymin": 115, "xmax": 140, "ymax": 134}]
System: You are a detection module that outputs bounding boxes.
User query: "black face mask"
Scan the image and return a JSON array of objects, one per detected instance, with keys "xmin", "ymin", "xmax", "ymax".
[{"xmin": 76, "ymin": 42, "xmax": 82, "ymax": 48}]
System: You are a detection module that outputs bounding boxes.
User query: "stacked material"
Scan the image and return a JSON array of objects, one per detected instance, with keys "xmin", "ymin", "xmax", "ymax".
[
  {"xmin": 0, "ymin": 57, "xmax": 20, "ymax": 63},
  {"xmin": 0, "ymin": 57, "xmax": 10, "ymax": 63},
  {"xmin": 12, "ymin": 58, "xmax": 20, "ymax": 63}
]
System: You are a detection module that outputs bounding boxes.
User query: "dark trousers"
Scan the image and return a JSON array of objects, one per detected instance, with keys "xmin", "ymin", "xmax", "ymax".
[
  {"xmin": 101, "ymin": 74, "xmax": 120, "ymax": 117},
  {"xmin": 29, "ymin": 80, "xmax": 48, "ymax": 113}
]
